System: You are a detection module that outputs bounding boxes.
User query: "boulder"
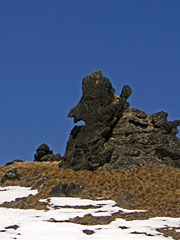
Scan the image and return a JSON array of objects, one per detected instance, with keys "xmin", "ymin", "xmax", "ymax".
[
  {"xmin": 49, "ymin": 183, "xmax": 84, "ymax": 197},
  {"xmin": 5, "ymin": 159, "xmax": 23, "ymax": 166},
  {"xmin": 1, "ymin": 168, "xmax": 20, "ymax": 184},
  {"xmin": 5, "ymin": 225, "xmax": 19, "ymax": 230},
  {"xmin": 34, "ymin": 144, "xmax": 62, "ymax": 162},
  {"xmin": 59, "ymin": 71, "xmax": 180, "ymax": 171}
]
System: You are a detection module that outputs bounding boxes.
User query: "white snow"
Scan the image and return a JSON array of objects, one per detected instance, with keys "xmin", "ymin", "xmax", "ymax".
[
  {"xmin": 0, "ymin": 186, "xmax": 38, "ymax": 204},
  {"xmin": 0, "ymin": 186, "xmax": 180, "ymax": 239}
]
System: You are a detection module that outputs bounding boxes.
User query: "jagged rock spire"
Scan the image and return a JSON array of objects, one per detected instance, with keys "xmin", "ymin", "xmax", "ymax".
[
  {"xmin": 59, "ymin": 71, "xmax": 132, "ymax": 170},
  {"xmin": 59, "ymin": 71, "xmax": 180, "ymax": 171}
]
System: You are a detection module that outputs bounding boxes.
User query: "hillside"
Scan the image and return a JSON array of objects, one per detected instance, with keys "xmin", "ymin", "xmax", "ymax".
[
  {"xmin": 0, "ymin": 161, "xmax": 180, "ymax": 239},
  {"xmin": 1, "ymin": 71, "xmax": 180, "ymax": 239}
]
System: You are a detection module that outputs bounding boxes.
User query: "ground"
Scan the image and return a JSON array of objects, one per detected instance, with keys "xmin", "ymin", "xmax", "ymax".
[{"xmin": 0, "ymin": 161, "xmax": 180, "ymax": 239}]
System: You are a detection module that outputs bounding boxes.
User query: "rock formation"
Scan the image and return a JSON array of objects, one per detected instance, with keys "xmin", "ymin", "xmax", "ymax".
[
  {"xmin": 34, "ymin": 143, "xmax": 62, "ymax": 162},
  {"xmin": 49, "ymin": 183, "xmax": 84, "ymax": 197},
  {"xmin": 105, "ymin": 109, "xmax": 180, "ymax": 170},
  {"xmin": 59, "ymin": 70, "xmax": 180, "ymax": 171},
  {"xmin": 1, "ymin": 168, "xmax": 20, "ymax": 184},
  {"xmin": 59, "ymin": 70, "xmax": 132, "ymax": 170},
  {"xmin": 4, "ymin": 159, "xmax": 23, "ymax": 166}
]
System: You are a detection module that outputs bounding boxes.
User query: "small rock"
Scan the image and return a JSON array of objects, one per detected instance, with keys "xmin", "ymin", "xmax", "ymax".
[
  {"xmin": 34, "ymin": 144, "xmax": 62, "ymax": 162},
  {"xmin": 49, "ymin": 183, "xmax": 84, "ymax": 197},
  {"xmin": 83, "ymin": 229, "xmax": 95, "ymax": 235},
  {"xmin": 119, "ymin": 226, "xmax": 129, "ymax": 229},
  {"xmin": 5, "ymin": 159, "xmax": 23, "ymax": 166},
  {"xmin": 115, "ymin": 193, "xmax": 133, "ymax": 207},
  {"xmin": 15, "ymin": 197, "xmax": 26, "ymax": 201},
  {"xmin": 1, "ymin": 169, "xmax": 20, "ymax": 184},
  {"xmin": 5, "ymin": 225, "xmax": 19, "ymax": 230}
]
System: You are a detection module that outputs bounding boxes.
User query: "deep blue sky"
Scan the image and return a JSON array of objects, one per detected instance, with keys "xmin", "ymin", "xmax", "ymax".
[{"xmin": 0, "ymin": 0, "xmax": 180, "ymax": 165}]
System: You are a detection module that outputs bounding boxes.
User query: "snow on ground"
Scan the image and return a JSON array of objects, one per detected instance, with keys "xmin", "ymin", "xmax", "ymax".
[
  {"xmin": 0, "ymin": 186, "xmax": 180, "ymax": 239},
  {"xmin": 0, "ymin": 186, "xmax": 38, "ymax": 204}
]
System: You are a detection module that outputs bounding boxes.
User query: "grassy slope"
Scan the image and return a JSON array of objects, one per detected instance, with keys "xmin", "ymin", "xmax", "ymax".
[{"xmin": 0, "ymin": 161, "xmax": 180, "ymax": 239}]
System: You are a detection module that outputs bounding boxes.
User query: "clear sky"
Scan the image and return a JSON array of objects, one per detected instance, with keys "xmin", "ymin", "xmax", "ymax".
[{"xmin": 0, "ymin": 0, "xmax": 180, "ymax": 165}]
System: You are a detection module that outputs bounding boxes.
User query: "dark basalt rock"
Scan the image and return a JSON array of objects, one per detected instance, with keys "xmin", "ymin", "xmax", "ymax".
[
  {"xmin": 59, "ymin": 70, "xmax": 180, "ymax": 171},
  {"xmin": 34, "ymin": 143, "xmax": 62, "ymax": 162},
  {"xmin": 1, "ymin": 168, "xmax": 20, "ymax": 184},
  {"xmin": 59, "ymin": 71, "xmax": 132, "ymax": 170},
  {"xmin": 106, "ymin": 109, "xmax": 180, "ymax": 170},
  {"xmin": 5, "ymin": 225, "xmax": 19, "ymax": 230},
  {"xmin": 49, "ymin": 183, "xmax": 84, "ymax": 197},
  {"xmin": 15, "ymin": 197, "xmax": 27, "ymax": 202},
  {"xmin": 83, "ymin": 229, "xmax": 95, "ymax": 235},
  {"xmin": 5, "ymin": 159, "xmax": 23, "ymax": 166},
  {"xmin": 115, "ymin": 193, "xmax": 134, "ymax": 207}
]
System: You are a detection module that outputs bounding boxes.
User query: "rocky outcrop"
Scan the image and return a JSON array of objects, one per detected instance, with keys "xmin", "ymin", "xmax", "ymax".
[
  {"xmin": 5, "ymin": 159, "xmax": 23, "ymax": 166},
  {"xmin": 104, "ymin": 109, "xmax": 180, "ymax": 170},
  {"xmin": 34, "ymin": 144, "xmax": 62, "ymax": 162},
  {"xmin": 59, "ymin": 70, "xmax": 180, "ymax": 171},
  {"xmin": 1, "ymin": 169, "xmax": 20, "ymax": 184},
  {"xmin": 49, "ymin": 183, "xmax": 84, "ymax": 197},
  {"xmin": 59, "ymin": 71, "xmax": 132, "ymax": 170}
]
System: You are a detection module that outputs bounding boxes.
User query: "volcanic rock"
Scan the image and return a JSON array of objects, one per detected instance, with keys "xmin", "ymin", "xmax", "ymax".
[
  {"xmin": 83, "ymin": 229, "xmax": 95, "ymax": 235},
  {"xmin": 49, "ymin": 183, "xmax": 84, "ymax": 197},
  {"xmin": 104, "ymin": 109, "xmax": 180, "ymax": 170},
  {"xmin": 115, "ymin": 193, "xmax": 133, "ymax": 207},
  {"xmin": 59, "ymin": 70, "xmax": 132, "ymax": 170},
  {"xmin": 5, "ymin": 159, "xmax": 23, "ymax": 166},
  {"xmin": 1, "ymin": 168, "xmax": 20, "ymax": 184},
  {"xmin": 5, "ymin": 225, "xmax": 19, "ymax": 230},
  {"xmin": 34, "ymin": 144, "xmax": 62, "ymax": 162},
  {"xmin": 59, "ymin": 71, "xmax": 180, "ymax": 171}
]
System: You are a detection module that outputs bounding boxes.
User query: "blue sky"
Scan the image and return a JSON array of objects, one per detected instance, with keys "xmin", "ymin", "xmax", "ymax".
[{"xmin": 0, "ymin": 0, "xmax": 180, "ymax": 165}]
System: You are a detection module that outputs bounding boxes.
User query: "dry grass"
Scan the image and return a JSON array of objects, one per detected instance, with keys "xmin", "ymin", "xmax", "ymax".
[
  {"xmin": 157, "ymin": 227, "xmax": 180, "ymax": 240},
  {"xmin": 1, "ymin": 161, "xmax": 180, "ymax": 218},
  {"xmin": 1, "ymin": 161, "xmax": 180, "ymax": 239}
]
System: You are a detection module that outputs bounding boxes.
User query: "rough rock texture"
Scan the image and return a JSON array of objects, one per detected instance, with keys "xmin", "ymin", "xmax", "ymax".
[
  {"xmin": 83, "ymin": 230, "xmax": 95, "ymax": 235},
  {"xmin": 115, "ymin": 193, "xmax": 134, "ymax": 207},
  {"xmin": 5, "ymin": 225, "xmax": 19, "ymax": 230},
  {"xmin": 34, "ymin": 144, "xmax": 62, "ymax": 162},
  {"xmin": 59, "ymin": 70, "xmax": 180, "ymax": 171},
  {"xmin": 49, "ymin": 183, "xmax": 84, "ymax": 197},
  {"xmin": 59, "ymin": 70, "xmax": 132, "ymax": 170},
  {"xmin": 1, "ymin": 168, "xmax": 20, "ymax": 184},
  {"xmin": 5, "ymin": 159, "xmax": 23, "ymax": 166},
  {"xmin": 104, "ymin": 109, "xmax": 180, "ymax": 170}
]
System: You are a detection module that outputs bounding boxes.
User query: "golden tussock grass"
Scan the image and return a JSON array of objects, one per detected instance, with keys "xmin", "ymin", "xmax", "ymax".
[
  {"xmin": 1, "ymin": 161, "xmax": 180, "ymax": 240},
  {"xmin": 0, "ymin": 161, "xmax": 180, "ymax": 219}
]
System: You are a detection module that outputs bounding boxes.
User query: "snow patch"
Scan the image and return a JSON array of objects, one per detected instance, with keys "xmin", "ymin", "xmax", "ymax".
[
  {"xmin": 0, "ymin": 186, "xmax": 38, "ymax": 204},
  {"xmin": 0, "ymin": 186, "xmax": 180, "ymax": 240}
]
